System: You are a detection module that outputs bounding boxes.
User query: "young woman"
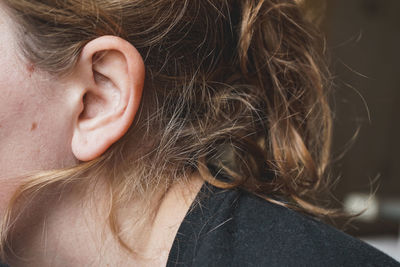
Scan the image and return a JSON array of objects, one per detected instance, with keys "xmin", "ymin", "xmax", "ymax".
[{"xmin": 0, "ymin": 0, "xmax": 398, "ymax": 266}]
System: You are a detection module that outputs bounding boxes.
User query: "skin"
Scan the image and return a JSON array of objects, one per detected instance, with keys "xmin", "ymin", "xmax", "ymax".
[
  {"xmin": 0, "ymin": 6, "xmax": 203, "ymax": 267},
  {"xmin": 0, "ymin": 8, "xmax": 78, "ymax": 211}
]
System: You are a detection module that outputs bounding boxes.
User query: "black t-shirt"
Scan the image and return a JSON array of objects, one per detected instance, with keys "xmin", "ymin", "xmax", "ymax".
[
  {"xmin": 167, "ymin": 182, "xmax": 400, "ymax": 267},
  {"xmin": 1, "ymin": 183, "xmax": 398, "ymax": 267}
]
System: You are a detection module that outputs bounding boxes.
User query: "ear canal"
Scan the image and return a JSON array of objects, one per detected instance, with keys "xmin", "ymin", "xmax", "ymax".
[{"xmin": 79, "ymin": 72, "xmax": 116, "ymax": 121}]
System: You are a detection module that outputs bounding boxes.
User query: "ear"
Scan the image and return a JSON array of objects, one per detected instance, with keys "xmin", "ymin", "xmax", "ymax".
[{"xmin": 70, "ymin": 36, "xmax": 145, "ymax": 161}]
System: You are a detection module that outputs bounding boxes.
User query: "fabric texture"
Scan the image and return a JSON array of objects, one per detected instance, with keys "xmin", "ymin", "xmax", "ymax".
[
  {"xmin": 167, "ymin": 182, "xmax": 400, "ymax": 267},
  {"xmin": 1, "ymin": 183, "xmax": 398, "ymax": 267}
]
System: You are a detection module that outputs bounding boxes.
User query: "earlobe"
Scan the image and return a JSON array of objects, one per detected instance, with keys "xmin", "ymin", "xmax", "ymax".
[{"xmin": 70, "ymin": 36, "xmax": 145, "ymax": 161}]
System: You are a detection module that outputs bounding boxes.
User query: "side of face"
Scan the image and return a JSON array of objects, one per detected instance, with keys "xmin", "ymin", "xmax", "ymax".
[
  {"xmin": 0, "ymin": 4, "xmax": 145, "ymax": 215},
  {"xmin": 0, "ymin": 7, "xmax": 78, "ymax": 211}
]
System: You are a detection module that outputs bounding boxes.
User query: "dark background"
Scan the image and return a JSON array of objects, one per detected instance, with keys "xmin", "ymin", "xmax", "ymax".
[{"xmin": 323, "ymin": 0, "xmax": 400, "ymax": 237}]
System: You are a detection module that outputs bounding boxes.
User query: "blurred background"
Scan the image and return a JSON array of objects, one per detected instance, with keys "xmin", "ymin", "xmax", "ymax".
[{"xmin": 320, "ymin": 0, "xmax": 400, "ymax": 260}]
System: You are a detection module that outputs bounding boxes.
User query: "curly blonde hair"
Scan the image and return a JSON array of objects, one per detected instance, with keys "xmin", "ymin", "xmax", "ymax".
[{"xmin": 1, "ymin": 0, "xmax": 334, "ymax": 260}]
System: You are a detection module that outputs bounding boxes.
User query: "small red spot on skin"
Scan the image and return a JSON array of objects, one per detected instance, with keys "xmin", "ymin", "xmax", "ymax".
[
  {"xmin": 27, "ymin": 63, "xmax": 35, "ymax": 77},
  {"xmin": 31, "ymin": 122, "xmax": 37, "ymax": 131}
]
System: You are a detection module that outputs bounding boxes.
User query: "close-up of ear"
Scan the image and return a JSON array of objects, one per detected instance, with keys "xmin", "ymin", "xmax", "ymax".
[{"xmin": 70, "ymin": 36, "xmax": 145, "ymax": 161}]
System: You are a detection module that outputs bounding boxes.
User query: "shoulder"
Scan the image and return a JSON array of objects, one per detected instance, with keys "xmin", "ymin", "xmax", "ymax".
[
  {"xmin": 230, "ymin": 190, "xmax": 398, "ymax": 266},
  {"xmin": 170, "ymin": 184, "xmax": 399, "ymax": 267}
]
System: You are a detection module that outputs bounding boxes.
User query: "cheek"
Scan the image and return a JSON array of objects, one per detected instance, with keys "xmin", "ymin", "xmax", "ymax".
[
  {"xmin": 0, "ymin": 14, "xmax": 77, "ymax": 217},
  {"xmin": 0, "ymin": 92, "xmax": 76, "ymax": 173},
  {"xmin": 0, "ymin": 68, "xmax": 77, "ymax": 215},
  {"xmin": 0, "ymin": 97, "xmax": 77, "ymax": 217},
  {"xmin": 0, "ymin": 180, "xmax": 19, "ymax": 217}
]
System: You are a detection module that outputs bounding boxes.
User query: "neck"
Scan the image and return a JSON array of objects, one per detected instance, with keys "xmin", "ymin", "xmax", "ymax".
[{"xmin": 7, "ymin": 172, "xmax": 204, "ymax": 267}]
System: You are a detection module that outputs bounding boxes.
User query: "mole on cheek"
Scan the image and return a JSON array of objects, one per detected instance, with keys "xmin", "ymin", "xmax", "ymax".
[{"xmin": 31, "ymin": 122, "xmax": 38, "ymax": 131}]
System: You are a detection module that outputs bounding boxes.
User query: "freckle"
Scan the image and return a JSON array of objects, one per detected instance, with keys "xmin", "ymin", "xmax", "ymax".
[
  {"xmin": 27, "ymin": 63, "xmax": 35, "ymax": 77},
  {"xmin": 31, "ymin": 122, "xmax": 37, "ymax": 131}
]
